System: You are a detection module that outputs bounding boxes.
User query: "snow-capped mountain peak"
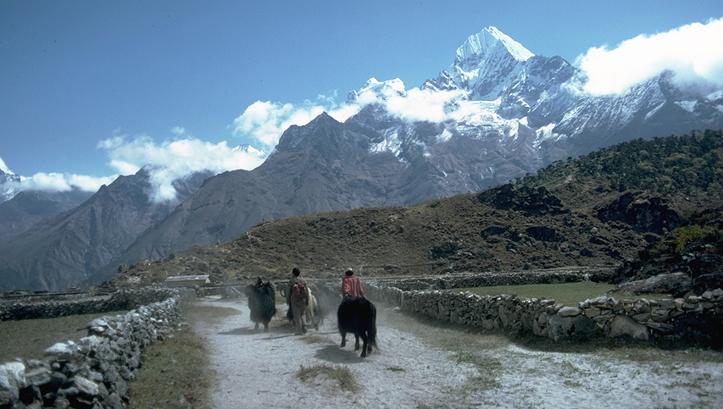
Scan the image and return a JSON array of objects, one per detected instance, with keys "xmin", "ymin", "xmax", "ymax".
[
  {"xmin": 239, "ymin": 144, "xmax": 265, "ymax": 158},
  {"xmin": 438, "ymin": 26, "xmax": 539, "ymax": 100},
  {"xmin": 455, "ymin": 26, "xmax": 534, "ymax": 64},
  {"xmin": 0, "ymin": 156, "xmax": 21, "ymax": 203},
  {"xmin": 347, "ymin": 77, "xmax": 406, "ymax": 104},
  {"xmin": 0, "ymin": 156, "xmax": 14, "ymax": 175}
]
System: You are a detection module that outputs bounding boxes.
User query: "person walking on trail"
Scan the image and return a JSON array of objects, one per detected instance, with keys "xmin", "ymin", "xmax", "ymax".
[
  {"xmin": 287, "ymin": 267, "xmax": 309, "ymax": 334},
  {"xmin": 342, "ymin": 269, "xmax": 364, "ymax": 299}
]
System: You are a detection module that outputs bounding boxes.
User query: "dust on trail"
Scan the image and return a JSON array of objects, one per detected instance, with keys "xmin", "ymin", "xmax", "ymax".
[{"xmin": 192, "ymin": 297, "xmax": 723, "ymax": 409}]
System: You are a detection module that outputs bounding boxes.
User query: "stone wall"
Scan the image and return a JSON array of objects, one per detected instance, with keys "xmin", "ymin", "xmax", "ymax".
[
  {"xmin": 369, "ymin": 266, "xmax": 616, "ymax": 291},
  {"xmin": 363, "ymin": 281, "xmax": 723, "ymax": 348},
  {"xmin": 0, "ymin": 289, "xmax": 184, "ymax": 409},
  {"xmin": 0, "ymin": 287, "xmax": 178, "ymax": 321}
]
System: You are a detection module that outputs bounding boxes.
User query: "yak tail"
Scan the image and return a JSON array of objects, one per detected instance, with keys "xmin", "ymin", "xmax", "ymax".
[{"xmin": 369, "ymin": 302, "xmax": 379, "ymax": 350}]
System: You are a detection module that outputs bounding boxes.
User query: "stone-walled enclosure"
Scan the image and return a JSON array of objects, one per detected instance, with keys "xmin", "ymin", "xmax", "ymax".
[
  {"xmin": 360, "ymin": 275, "xmax": 723, "ymax": 348},
  {"xmin": 0, "ymin": 288, "xmax": 178, "ymax": 321},
  {"xmin": 370, "ymin": 266, "xmax": 616, "ymax": 291},
  {"xmin": 0, "ymin": 287, "xmax": 185, "ymax": 409}
]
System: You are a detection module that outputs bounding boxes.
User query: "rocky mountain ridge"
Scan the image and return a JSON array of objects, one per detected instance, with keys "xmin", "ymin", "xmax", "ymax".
[{"xmin": 117, "ymin": 131, "xmax": 722, "ymax": 286}]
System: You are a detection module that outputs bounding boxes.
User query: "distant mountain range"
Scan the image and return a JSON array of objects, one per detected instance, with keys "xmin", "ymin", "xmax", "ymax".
[
  {"xmin": 0, "ymin": 169, "xmax": 210, "ymax": 290},
  {"xmin": 0, "ymin": 188, "xmax": 92, "ymax": 241},
  {"xmin": 1, "ymin": 26, "xmax": 721, "ymax": 290}
]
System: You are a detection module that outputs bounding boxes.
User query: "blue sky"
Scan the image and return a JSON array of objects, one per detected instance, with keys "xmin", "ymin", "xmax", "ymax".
[{"xmin": 1, "ymin": 0, "xmax": 721, "ymax": 179}]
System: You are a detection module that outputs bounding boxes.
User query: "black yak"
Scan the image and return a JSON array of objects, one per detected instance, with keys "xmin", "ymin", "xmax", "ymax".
[
  {"xmin": 337, "ymin": 297, "xmax": 377, "ymax": 358},
  {"xmin": 245, "ymin": 280, "xmax": 277, "ymax": 331}
]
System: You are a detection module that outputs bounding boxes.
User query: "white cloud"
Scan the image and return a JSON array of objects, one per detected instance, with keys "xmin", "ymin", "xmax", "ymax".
[
  {"xmin": 1, "ymin": 155, "xmax": 115, "ymax": 194},
  {"xmin": 15, "ymin": 172, "xmax": 115, "ymax": 193},
  {"xmin": 232, "ymin": 77, "xmax": 467, "ymax": 147},
  {"xmin": 97, "ymin": 135, "xmax": 266, "ymax": 202},
  {"xmin": 578, "ymin": 18, "xmax": 723, "ymax": 95},
  {"xmin": 170, "ymin": 126, "xmax": 187, "ymax": 136},
  {"xmin": 66, "ymin": 174, "xmax": 116, "ymax": 192},
  {"xmin": 2, "ymin": 133, "xmax": 268, "ymax": 202},
  {"xmin": 232, "ymin": 101, "xmax": 333, "ymax": 147}
]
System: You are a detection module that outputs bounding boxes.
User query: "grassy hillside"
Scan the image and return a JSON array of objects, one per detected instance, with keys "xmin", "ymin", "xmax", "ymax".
[{"xmin": 116, "ymin": 130, "xmax": 723, "ymax": 284}]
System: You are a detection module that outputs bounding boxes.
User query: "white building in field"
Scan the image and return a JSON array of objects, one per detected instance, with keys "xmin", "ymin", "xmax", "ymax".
[{"xmin": 164, "ymin": 274, "xmax": 210, "ymax": 287}]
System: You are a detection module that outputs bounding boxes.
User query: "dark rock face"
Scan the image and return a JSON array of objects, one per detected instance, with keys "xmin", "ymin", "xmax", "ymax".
[
  {"xmin": 596, "ymin": 192, "xmax": 681, "ymax": 233},
  {"xmin": 694, "ymin": 272, "xmax": 723, "ymax": 293},
  {"xmin": 614, "ymin": 206, "xmax": 722, "ymax": 289},
  {"xmin": 526, "ymin": 226, "xmax": 566, "ymax": 242},
  {"xmin": 478, "ymin": 184, "xmax": 566, "ymax": 216},
  {"xmin": 689, "ymin": 253, "xmax": 723, "ymax": 277},
  {"xmin": 430, "ymin": 242, "xmax": 461, "ymax": 259},
  {"xmin": 673, "ymin": 310, "xmax": 723, "ymax": 349}
]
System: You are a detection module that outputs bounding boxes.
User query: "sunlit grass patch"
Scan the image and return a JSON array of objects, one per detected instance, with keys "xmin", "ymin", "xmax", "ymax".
[
  {"xmin": 0, "ymin": 310, "xmax": 126, "ymax": 361},
  {"xmin": 128, "ymin": 324, "xmax": 210, "ymax": 409}
]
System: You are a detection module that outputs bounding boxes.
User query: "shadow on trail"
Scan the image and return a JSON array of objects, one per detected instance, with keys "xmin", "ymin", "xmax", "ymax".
[{"xmin": 314, "ymin": 344, "xmax": 366, "ymax": 364}]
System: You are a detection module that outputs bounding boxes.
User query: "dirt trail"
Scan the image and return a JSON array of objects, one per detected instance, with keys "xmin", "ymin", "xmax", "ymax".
[{"xmin": 193, "ymin": 297, "xmax": 723, "ymax": 409}]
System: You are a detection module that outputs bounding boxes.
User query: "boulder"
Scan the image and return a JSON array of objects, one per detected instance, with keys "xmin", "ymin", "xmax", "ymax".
[
  {"xmin": 548, "ymin": 314, "xmax": 597, "ymax": 341},
  {"xmin": 614, "ymin": 272, "xmax": 692, "ymax": 297},
  {"xmin": 607, "ymin": 315, "xmax": 649, "ymax": 340},
  {"xmin": 45, "ymin": 341, "xmax": 78, "ymax": 360},
  {"xmin": 557, "ymin": 306, "xmax": 581, "ymax": 317},
  {"xmin": 0, "ymin": 362, "xmax": 26, "ymax": 405}
]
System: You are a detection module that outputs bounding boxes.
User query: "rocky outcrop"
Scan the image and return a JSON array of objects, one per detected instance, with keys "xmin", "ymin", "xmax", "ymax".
[
  {"xmin": 478, "ymin": 184, "xmax": 566, "ymax": 216},
  {"xmin": 0, "ymin": 289, "xmax": 183, "ymax": 408},
  {"xmin": 595, "ymin": 192, "xmax": 681, "ymax": 234},
  {"xmin": 614, "ymin": 272, "xmax": 693, "ymax": 297}
]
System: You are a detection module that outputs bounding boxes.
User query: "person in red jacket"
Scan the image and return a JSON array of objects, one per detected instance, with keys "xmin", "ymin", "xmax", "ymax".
[{"xmin": 342, "ymin": 269, "xmax": 364, "ymax": 299}]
